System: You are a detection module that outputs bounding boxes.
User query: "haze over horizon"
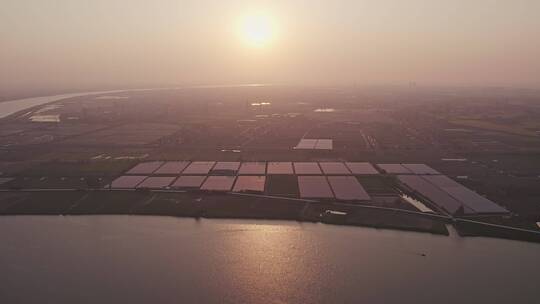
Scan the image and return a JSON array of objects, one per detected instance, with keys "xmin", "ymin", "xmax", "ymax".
[{"xmin": 2, "ymin": 0, "xmax": 540, "ymax": 92}]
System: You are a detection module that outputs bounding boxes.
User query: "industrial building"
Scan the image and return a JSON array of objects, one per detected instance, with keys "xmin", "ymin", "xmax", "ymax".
[{"xmin": 116, "ymin": 160, "xmax": 509, "ymax": 216}]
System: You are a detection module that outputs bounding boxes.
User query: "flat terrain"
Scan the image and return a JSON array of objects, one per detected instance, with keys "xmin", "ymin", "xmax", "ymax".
[{"xmin": 1, "ymin": 86, "xmax": 539, "ymax": 240}]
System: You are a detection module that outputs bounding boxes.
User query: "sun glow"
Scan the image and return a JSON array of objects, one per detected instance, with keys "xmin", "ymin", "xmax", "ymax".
[{"xmin": 240, "ymin": 14, "xmax": 275, "ymax": 47}]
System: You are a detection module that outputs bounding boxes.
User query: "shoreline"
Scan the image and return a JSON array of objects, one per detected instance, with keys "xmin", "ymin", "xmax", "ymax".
[{"xmin": 1, "ymin": 189, "xmax": 539, "ymax": 243}]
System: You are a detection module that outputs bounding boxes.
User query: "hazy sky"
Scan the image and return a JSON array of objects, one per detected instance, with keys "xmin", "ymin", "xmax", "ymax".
[{"xmin": 2, "ymin": 0, "xmax": 540, "ymax": 90}]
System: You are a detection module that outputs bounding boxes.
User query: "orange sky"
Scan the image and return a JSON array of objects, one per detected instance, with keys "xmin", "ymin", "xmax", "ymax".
[{"xmin": 1, "ymin": 0, "xmax": 540, "ymax": 90}]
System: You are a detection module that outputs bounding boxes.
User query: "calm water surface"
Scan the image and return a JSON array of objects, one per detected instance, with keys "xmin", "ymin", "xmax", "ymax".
[{"xmin": 1, "ymin": 216, "xmax": 539, "ymax": 304}]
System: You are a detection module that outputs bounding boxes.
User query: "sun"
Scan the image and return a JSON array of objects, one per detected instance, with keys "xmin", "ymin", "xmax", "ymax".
[{"xmin": 240, "ymin": 14, "xmax": 275, "ymax": 47}]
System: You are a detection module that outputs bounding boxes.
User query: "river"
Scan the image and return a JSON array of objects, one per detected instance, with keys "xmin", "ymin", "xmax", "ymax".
[
  {"xmin": 0, "ymin": 84, "xmax": 268, "ymax": 119},
  {"xmin": 0, "ymin": 216, "xmax": 538, "ymax": 303},
  {"xmin": 0, "ymin": 90, "xmax": 126, "ymax": 119}
]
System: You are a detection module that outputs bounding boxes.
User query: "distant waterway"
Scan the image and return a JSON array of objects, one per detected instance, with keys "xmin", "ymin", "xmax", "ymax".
[
  {"xmin": 0, "ymin": 90, "xmax": 126, "ymax": 119},
  {"xmin": 1, "ymin": 216, "xmax": 539, "ymax": 304},
  {"xmin": 0, "ymin": 84, "xmax": 270, "ymax": 119}
]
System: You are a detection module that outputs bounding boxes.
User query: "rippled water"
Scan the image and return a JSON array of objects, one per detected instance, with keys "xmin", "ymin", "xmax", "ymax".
[{"xmin": 1, "ymin": 216, "xmax": 539, "ymax": 304}]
